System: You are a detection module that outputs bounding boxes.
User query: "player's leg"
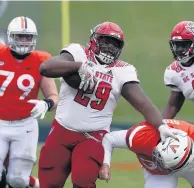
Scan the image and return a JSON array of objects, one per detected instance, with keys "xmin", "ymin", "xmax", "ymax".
[
  {"xmin": 143, "ymin": 169, "xmax": 177, "ymax": 188},
  {"xmin": 4, "ymin": 153, "xmax": 39, "ymax": 188},
  {"xmin": 38, "ymin": 120, "xmax": 72, "ymax": 188},
  {"xmin": 71, "ymin": 138, "xmax": 104, "ymax": 188},
  {"xmin": 8, "ymin": 175, "xmax": 39, "ymax": 188},
  {"xmin": 6, "ymin": 158, "xmax": 35, "ymax": 188},
  {"xmin": 0, "ymin": 125, "xmax": 10, "ymax": 183},
  {"xmin": 0, "ymin": 167, "xmax": 7, "ymax": 188},
  {"xmin": 7, "ymin": 117, "xmax": 38, "ymax": 188}
]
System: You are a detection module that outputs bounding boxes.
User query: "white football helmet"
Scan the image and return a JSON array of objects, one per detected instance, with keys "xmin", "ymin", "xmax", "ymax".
[
  {"xmin": 153, "ymin": 135, "xmax": 194, "ymax": 172},
  {"xmin": 7, "ymin": 16, "xmax": 38, "ymax": 55}
]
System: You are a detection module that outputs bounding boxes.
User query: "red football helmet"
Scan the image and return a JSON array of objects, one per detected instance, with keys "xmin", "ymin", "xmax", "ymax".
[
  {"xmin": 89, "ymin": 22, "xmax": 124, "ymax": 65},
  {"xmin": 170, "ymin": 21, "xmax": 194, "ymax": 64}
]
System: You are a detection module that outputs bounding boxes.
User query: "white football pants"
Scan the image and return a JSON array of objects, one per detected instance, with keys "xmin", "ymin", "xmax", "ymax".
[
  {"xmin": 144, "ymin": 166, "xmax": 194, "ymax": 188},
  {"xmin": 0, "ymin": 116, "xmax": 38, "ymax": 187}
]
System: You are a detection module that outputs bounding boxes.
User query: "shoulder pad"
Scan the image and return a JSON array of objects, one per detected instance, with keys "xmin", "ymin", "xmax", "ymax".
[{"xmin": 32, "ymin": 51, "xmax": 52, "ymax": 62}]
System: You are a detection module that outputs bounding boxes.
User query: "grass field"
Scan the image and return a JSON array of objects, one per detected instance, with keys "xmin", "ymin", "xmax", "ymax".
[
  {"xmin": 32, "ymin": 145, "xmax": 191, "ymax": 188},
  {"xmin": 1, "ymin": 2, "xmax": 194, "ymax": 187},
  {"xmin": 2, "ymin": 2, "xmax": 194, "ymax": 124}
]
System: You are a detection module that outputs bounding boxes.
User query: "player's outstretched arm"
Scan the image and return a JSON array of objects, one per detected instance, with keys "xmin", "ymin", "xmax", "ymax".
[
  {"xmin": 39, "ymin": 52, "xmax": 82, "ymax": 78},
  {"xmin": 102, "ymin": 130, "xmax": 128, "ymax": 166},
  {"xmin": 121, "ymin": 82, "xmax": 164, "ymax": 129},
  {"xmin": 121, "ymin": 82, "xmax": 186, "ymax": 142},
  {"xmin": 162, "ymin": 90, "xmax": 185, "ymax": 119},
  {"xmin": 99, "ymin": 130, "xmax": 128, "ymax": 182}
]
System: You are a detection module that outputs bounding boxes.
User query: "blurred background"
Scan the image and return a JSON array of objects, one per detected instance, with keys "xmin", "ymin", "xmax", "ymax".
[{"xmin": 0, "ymin": 1, "xmax": 193, "ymax": 187}]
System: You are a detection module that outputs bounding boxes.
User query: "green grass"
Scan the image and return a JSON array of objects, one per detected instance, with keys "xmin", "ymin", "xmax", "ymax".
[
  {"xmin": 32, "ymin": 145, "xmax": 190, "ymax": 188},
  {"xmin": 69, "ymin": 1, "xmax": 194, "ymax": 123},
  {"xmin": 1, "ymin": 2, "xmax": 194, "ymax": 124}
]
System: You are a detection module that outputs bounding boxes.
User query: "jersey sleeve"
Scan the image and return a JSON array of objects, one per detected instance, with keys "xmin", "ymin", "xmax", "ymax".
[
  {"xmin": 102, "ymin": 130, "xmax": 128, "ymax": 167},
  {"xmin": 118, "ymin": 65, "xmax": 139, "ymax": 87},
  {"xmin": 60, "ymin": 43, "xmax": 87, "ymax": 63},
  {"xmin": 126, "ymin": 123, "xmax": 160, "ymax": 156},
  {"xmin": 164, "ymin": 68, "xmax": 181, "ymax": 92}
]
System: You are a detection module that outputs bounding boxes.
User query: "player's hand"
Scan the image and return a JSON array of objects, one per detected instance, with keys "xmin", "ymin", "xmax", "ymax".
[
  {"xmin": 158, "ymin": 123, "xmax": 187, "ymax": 143},
  {"xmin": 78, "ymin": 61, "xmax": 96, "ymax": 91},
  {"xmin": 99, "ymin": 163, "xmax": 111, "ymax": 183},
  {"xmin": 28, "ymin": 99, "xmax": 49, "ymax": 119}
]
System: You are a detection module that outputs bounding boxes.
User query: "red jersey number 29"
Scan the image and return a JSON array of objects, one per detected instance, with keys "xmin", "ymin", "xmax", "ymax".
[{"xmin": 74, "ymin": 81, "xmax": 112, "ymax": 111}]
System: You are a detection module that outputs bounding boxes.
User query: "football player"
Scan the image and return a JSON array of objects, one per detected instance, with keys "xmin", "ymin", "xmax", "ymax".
[
  {"xmin": 0, "ymin": 16, "xmax": 58, "ymax": 188},
  {"xmin": 38, "ymin": 21, "xmax": 183, "ymax": 188},
  {"xmin": 163, "ymin": 21, "xmax": 194, "ymax": 118},
  {"xmin": 100, "ymin": 119, "xmax": 194, "ymax": 188}
]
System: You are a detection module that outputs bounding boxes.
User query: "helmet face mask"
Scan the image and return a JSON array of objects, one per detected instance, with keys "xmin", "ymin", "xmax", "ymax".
[
  {"xmin": 9, "ymin": 33, "xmax": 37, "ymax": 55},
  {"xmin": 89, "ymin": 22, "xmax": 124, "ymax": 65},
  {"xmin": 170, "ymin": 39, "xmax": 193, "ymax": 64},
  {"xmin": 7, "ymin": 17, "xmax": 38, "ymax": 55},
  {"xmin": 95, "ymin": 35, "xmax": 124, "ymax": 64}
]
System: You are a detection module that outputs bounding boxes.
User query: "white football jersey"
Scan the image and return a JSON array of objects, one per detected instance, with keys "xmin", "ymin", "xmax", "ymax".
[
  {"xmin": 164, "ymin": 61, "xmax": 194, "ymax": 101},
  {"xmin": 55, "ymin": 43, "xmax": 139, "ymax": 132}
]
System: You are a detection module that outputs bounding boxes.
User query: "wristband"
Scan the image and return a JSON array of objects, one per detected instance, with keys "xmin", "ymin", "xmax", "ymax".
[{"xmin": 43, "ymin": 99, "xmax": 54, "ymax": 111}]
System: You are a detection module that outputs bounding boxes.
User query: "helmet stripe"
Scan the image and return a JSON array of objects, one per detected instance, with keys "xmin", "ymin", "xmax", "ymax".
[
  {"xmin": 171, "ymin": 137, "xmax": 192, "ymax": 170},
  {"xmin": 20, "ymin": 16, "xmax": 25, "ymax": 29},
  {"xmin": 24, "ymin": 17, "xmax": 27, "ymax": 29}
]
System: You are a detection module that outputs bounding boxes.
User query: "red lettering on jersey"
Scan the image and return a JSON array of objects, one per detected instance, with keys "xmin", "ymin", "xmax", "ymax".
[
  {"xmin": 95, "ymin": 71, "xmax": 113, "ymax": 83},
  {"xmin": 191, "ymin": 73, "xmax": 194, "ymax": 78},
  {"xmin": 183, "ymin": 76, "xmax": 190, "ymax": 83},
  {"xmin": 74, "ymin": 81, "xmax": 112, "ymax": 110},
  {"xmin": 169, "ymin": 61, "xmax": 185, "ymax": 73}
]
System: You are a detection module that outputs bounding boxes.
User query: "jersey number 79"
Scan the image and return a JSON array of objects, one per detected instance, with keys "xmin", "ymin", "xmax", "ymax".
[{"xmin": 0, "ymin": 70, "xmax": 35, "ymax": 99}]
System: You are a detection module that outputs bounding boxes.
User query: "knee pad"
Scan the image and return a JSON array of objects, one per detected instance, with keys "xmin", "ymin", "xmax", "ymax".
[{"xmin": 7, "ymin": 174, "xmax": 28, "ymax": 188}]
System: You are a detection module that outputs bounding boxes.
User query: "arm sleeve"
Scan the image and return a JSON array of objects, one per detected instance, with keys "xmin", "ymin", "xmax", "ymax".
[
  {"xmin": 118, "ymin": 65, "xmax": 139, "ymax": 87},
  {"xmin": 164, "ymin": 68, "xmax": 181, "ymax": 92},
  {"xmin": 102, "ymin": 130, "xmax": 128, "ymax": 167},
  {"xmin": 60, "ymin": 43, "xmax": 87, "ymax": 63}
]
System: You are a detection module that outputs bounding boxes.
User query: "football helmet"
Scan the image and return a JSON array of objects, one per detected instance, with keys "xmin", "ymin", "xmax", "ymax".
[
  {"xmin": 169, "ymin": 21, "xmax": 194, "ymax": 65},
  {"xmin": 89, "ymin": 21, "xmax": 124, "ymax": 65},
  {"xmin": 153, "ymin": 135, "xmax": 194, "ymax": 172},
  {"xmin": 7, "ymin": 16, "xmax": 38, "ymax": 55}
]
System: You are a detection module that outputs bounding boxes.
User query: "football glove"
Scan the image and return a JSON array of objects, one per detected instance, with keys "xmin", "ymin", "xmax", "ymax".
[
  {"xmin": 28, "ymin": 99, "xmax": 49, "ymax": 119},
  {"xmin": 158, "ymin": 122, "xmax": 187, "ymax": 143},
  {"xmin": 78, "ymin": 61, "xmax": 96, "ymax": 91}
]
